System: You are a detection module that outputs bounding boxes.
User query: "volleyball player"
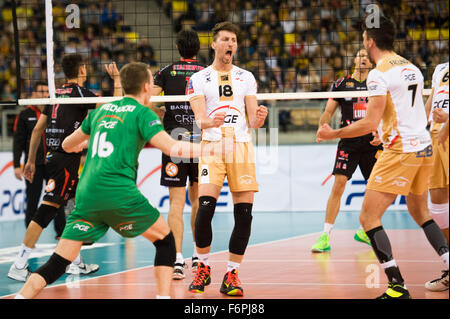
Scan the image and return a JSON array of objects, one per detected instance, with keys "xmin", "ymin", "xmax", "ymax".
[
  {"xmin": 312, "ymin": 49, "xmax": 382, "ymax": 252},
  {"xmin": 14, "ymin": 62, "xmax": 228, "ymax": 299},
  {"xmin": 151, "ymin": 30, "xmax": 205, "ymax": 279},
  {"xmin": 8, "ymin": 54, "xmax": 118, "ymax": 281},
  {"xmin": 187, "ymin": 22, "xmax": 268, "ymax": 296},
  {"xmin": 317, "ymin": 17, "xmax": 449, "ymax": 299},
  {"xmin": 424, "ymin": 61, "xmax": 449, "ymax": 292},
  {"xmin": 12, "ymin": 81, "xmax": 66, "ymax": 238}
]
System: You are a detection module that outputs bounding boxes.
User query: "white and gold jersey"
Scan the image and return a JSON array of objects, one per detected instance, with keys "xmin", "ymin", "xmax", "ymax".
[
  {"xmin": 188, "ymin": 65, "xmax": 257, "ymax": 142},
  {"xmin": 429, "ymin": 62, "xmax": 449, "ymax": 134},
  {"xmin": 367, "ymin": 53, "xmax": 431, "ymax": 153}
]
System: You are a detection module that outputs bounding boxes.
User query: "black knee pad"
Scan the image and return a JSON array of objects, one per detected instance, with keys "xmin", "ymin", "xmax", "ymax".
[
  {"xmin": 154, "ymin": 232, "xmax": 176, "ymax": 267},
  {"xmin": 35, "ymin": 253, "xmax": 72, "ymax": 285},
  {"xmin": 32, "ymin": 204, "xmax": 58, "ymax": 229},
  {"xmin": 229, "ymin": 203, "xmax": 253, "ymax": 255},
  {"xmin": 194, "ymin": 196, "xmax": 217, "ymax": 248}
]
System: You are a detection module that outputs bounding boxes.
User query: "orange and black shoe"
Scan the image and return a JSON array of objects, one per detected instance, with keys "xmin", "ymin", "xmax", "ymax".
[
  {"xmin": 220, "ymin": 269, "xmax": 244, "ymax": 296},
  {"xmin": 188, "ymin": 262, "xmax": 211, "ymax": 293}
]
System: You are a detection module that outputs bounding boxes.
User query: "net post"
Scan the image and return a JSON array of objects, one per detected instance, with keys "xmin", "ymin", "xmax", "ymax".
[
  {"xmin": 268, "ymin": 100, "xmax": 278, "ymax": 131},
  {"xmin": 45, "ymin": 0, "xmax": 56, "ymax": 99}
]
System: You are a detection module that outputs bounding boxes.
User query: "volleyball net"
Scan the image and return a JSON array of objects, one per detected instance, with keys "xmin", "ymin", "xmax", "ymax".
[{"xmin": 0, "ymin": 0, "xmax": 448, "ymax": 139}]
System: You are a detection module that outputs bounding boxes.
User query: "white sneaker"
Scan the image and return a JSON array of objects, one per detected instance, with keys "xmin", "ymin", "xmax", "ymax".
[
  {"xmin": 173, "ymin": 262, "xmax": 186, "ymax": 280},
  {"xmin": 425, "ymin": 270, "xmax": 449, "ymax": 292},
  {"xmin": 8, "ymin": 263, "xmax": 32, "ymax": 282},
  {"xmin": 66, "ymin": 262, "xmax": 99, "ymax": 275}
]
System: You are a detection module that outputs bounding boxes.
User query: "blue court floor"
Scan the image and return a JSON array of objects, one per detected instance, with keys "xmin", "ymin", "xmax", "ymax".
[{"xmin": 0, "ymin": 209, "xmax": 421, "ymax": 298}]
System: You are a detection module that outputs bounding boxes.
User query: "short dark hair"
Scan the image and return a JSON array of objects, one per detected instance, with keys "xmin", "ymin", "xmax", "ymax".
[
  {"xmin": 212, "ymin": 21, "xmax": 240, "ymax": 42},
  {"xmin": 176, "ymin": 30, "xmax": 200, "ymax": 59},
  {"xmin": 363, "ymin": 16, "xmax": 396, "ymax": 51},
  {"xmin": 61, "ymin": 54, "xmax": 84, "ymax": 79},
  {"xmin": 34, "ymin": 80, "xmax": 48, "ymax": 90},
  {"xmin": 119, "ymin": 62, "xmax": 150, "ymax": 95}
]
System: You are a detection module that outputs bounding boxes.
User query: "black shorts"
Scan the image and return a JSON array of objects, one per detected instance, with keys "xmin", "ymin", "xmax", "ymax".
[
  {"xmin": 43, "ymin": 152, "xmax": 80, "ymax": 205},
  {"xmin": 332, "ymin": 143, "xmax": 382, "ymax": 180},
  {"xmin": 160, "ymin": 153, "xmax": 198, "ymax": 187}
]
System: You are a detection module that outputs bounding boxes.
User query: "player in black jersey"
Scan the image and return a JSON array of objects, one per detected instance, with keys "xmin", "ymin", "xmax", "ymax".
[
  {"xmin": 151, "ymin": 30, "xmax": 205, "ymax": 279},
  {"xmin": 12, "ymin": 82, "xmax": 66, "ymax": 237},
  {"xmin": 8, "ymin": 54, "xmax": 120, "ymax": 281},
  {"xmin": 312, "ymin": 49, "xmax": 383, "ymax": 253}
]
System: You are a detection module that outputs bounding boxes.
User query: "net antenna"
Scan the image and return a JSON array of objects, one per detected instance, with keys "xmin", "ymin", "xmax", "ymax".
[{"xmin": 45, "ymin": 0, "xmax": 56, "ymax": 100}]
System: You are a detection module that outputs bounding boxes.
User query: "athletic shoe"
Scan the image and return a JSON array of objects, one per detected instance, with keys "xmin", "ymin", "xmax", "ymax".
[
  {"xmin": 191, "ymin": 256, "xmax": 199, "ymax": 273},
  {"xmin": 377, "ymin": 282, "xmax": 411, "ymax": 299},
  {"xmin": 173, "ymin": 262, "xmax": 186, "ymax": 280},
  {"xmin": 220, "ymin": 269, "xmax": 244, "ymax": 296},
  {"xmin": 311, "ymin": 233, "xmax": 330, "ymax": 252},
  {"xmin": 7, "ymin": 263, "xmax": 32, "ymax": 282},
  {"xmin": 188, "ymin": 262, "xmax": 211, "ymax": 293},
  {"xmin": 66, "ymin": 262, "xmax": 99, "ymax": 275},
  {"xmin": 354, "ymin": 229, "xmax": 371, "ymax": 246},
  {"xmin": 425, "ymin": 270, "xmax": 449, "ymax": 292}
]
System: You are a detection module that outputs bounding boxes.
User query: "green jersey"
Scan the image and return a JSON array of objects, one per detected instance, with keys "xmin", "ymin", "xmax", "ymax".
[{"xmin": 76, "ymin": 97, "xmax": 164, "ymax": 212}]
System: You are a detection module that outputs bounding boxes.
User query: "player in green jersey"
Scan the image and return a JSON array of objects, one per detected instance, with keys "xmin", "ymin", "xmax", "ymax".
[{"xmin": 14, "ymin": 62, "xmax": 228, "ymax": 299}]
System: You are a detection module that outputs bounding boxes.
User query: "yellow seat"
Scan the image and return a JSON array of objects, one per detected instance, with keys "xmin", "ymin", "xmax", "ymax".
[
  {"xmin": 408, "ymin": 29, "xmax": 422, "ymax": 41},
  {"xmin": 284, "ymin": 33, "xmax": 296, "ymax": 45},
  {"xmin": 425, "ymin": 29, "xmax": 440, "ymax": 40}
]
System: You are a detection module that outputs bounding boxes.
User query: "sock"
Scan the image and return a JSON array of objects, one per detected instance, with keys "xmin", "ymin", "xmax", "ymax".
[
  {"xmin": 14, "ymin": 244, "xmax": 33, "ymax": 269},
  {"xmin": 192, "ymin": 243, "xmax": 198, "ymax": 258},
  {"xmin": 14, "ymin": 294, "xmax": 25, "ymax": 299},
  {"xmin": 227, "ymin": 261, "xmax": 240, "ymax": 272},
  {"xmin": 72, "ymin": 253, "xmax": 82, "ymax": 265},
  {"xmin": 323, "ymin": 223, "xmax": 333, "ymax": 235},
  {"xmin": 176, "ymin": 252, "xmax": 184, "ymax": 264},
  {"xmin": 421, "ymin": 220, "xmax": 449, "ymax": 260},
  {"xmin": 156, "ymin": 295, "xmax": 171, "ymax": 299},
  {"xmin": 366, "ymin": 226, "xmax": 404, "ymax": 285},
  {"xmin": 197, "ymin": 253, "xmax": 209, "ymax": 266},
  {"xmin": 442, "ymin": 252, "xmax": 449, "ymax": 267}
]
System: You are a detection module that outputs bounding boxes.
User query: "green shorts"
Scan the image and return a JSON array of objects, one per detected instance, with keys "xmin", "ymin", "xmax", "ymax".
[{"xmin": 61, "ymin": 198, "xmax": 160, "ymax": 243}]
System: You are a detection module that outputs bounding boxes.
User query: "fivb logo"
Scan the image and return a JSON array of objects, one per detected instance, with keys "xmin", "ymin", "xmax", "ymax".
[{"xmin": 66, "ymin": 4, "xmax": 80, "ymax": 29}]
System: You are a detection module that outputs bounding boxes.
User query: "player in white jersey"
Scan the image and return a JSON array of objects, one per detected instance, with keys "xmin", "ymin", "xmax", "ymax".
[
  {"xmin": 317, "ymin": 16, "xmax": 449, "ymax": 299},
  {"xmin": 187, "ymin": 21, "xmax": 268, "ymax": 296},
  {"xmin": 424, "ymin": 62, "xmax": 449, "ymax": 292}
]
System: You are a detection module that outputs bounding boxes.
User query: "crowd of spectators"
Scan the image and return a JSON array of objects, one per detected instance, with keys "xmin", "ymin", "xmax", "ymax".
[
  {"xmin": 0, "ymin": 0, "xmax": 448, "ymax": 104},
  {"xmin": 0, "ymin": 0, "xmax": 157, "ymax": 102},
  {"xmin": 163, "ymin": 0, "xmax": 449, "ymax": 93}
]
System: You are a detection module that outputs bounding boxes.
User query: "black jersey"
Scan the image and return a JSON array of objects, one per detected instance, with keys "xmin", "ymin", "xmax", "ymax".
[
  {"xmin": 43, "ymin": 83, "xmax": 97, "ymax": 154},
  {"xmin": 154, "ymin": 58, "xmax": 205, "ymax": 140},
  {"xmin": 329, "ymin": 75, "xmax": 379, "ymax": 151}
]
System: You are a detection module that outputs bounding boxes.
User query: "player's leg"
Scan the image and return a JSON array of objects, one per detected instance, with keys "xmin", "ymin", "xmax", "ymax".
[
  {"xmin": 14, "ymin": 238, "xmax": 83, "ymax": 299},
  {"xmin": 24, "ymin": 164, "xmax": 45, "ymax": 228},
  {"xmin": 188, "ymin": 181, "xmax": 199, "ymax": 271},
  {"xmin": 312, "ymin": 174, "xmax": 347, "ymax": 252},
  {"xmin": 140, "ymin": 215, "xmax": 176, "ymax": 299},
  {"xmin": 8, "ymin": 199, "xmax": 61, "ymax": 282},
  {"xmin": 167, "ymin": 186, "xmax": 188, "ymax": 279},
  {"xmin": 429, "ymin": 188, "xmax": 449, "ymax": 242}
]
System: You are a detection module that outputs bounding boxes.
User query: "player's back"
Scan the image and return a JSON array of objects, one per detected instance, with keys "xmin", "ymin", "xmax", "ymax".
[
  {"xmin": 368, "ymin": 53, "xmax": 431, "ymax": 153},
  {"xmin": 76, "ymin": 97, "xmax": 163, "ymax": 211}
]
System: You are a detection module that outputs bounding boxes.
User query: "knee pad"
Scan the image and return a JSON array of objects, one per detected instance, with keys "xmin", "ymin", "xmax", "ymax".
[
  {"xmin": 430, "ymin": 202, "xmax": 449, "ymax": 229},
  {"xmin": 32, "ymin": 204, "xmax": 58, "ymax": 229},
  {"xmin": 153, "ymin": 232, "xmax": 176, "ymax": 267},
  {"xmin": 35, "ymin": 253, "xmax": 71, "ymax": 285},
  {"xmin": 194, "ymin": 196, "xmax": 217, "ymax": 248},
  {"xmin": 229, "ymin": 203, "xmax": 253, "ymax": 255}
]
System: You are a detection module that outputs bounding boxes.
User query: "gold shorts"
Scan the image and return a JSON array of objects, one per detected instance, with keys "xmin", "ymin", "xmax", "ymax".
[
  {"xmin": 366, "ymin": 146, "xmax": 434, "ymax": 196},
  {"xmin": 198, "ymin": 140, "xmax": 258, "ymax": 193},
  {"xmin": 429, "ymin": 132, "xmax": 449, "ymax": 189}
]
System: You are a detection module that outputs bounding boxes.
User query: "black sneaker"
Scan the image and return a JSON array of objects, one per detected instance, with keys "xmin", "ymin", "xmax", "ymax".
[
  {"xmin": 188, "ymin": 262, "xmax": 211, "ymax": 293},
  {"xmin": 173, "ymin": 262, "xmax": 186, "ymax": 280},
  {"xmin": 377, "ymin": 282, "xmax": 411, "ymax": 299}
]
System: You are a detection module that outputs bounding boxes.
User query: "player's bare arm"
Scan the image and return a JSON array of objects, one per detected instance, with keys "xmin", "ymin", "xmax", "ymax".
[
  {"xmin": 62, "ymin": 127, "xmax": 90, "ymax": 153},
  {"xmin": 190, "ymin": 95, "xmax": 225, "ymax": 129},
  {"xmin": 149, "ymin": 130, "xmax": 230, "ymax": 159},
  {"xmin": 424, "ymin": 88, "xmax": 434, "ymax": 121},
  {"xmin": 148, "ymin": 85, "xmax": 165, "ymax": 119},
  {"xmin": 432, "ymin": 107, "xmax": 449, "ymax": 124},
  {"xmin": 317, "ymin": 95, "xmax": 386, "ymax": 140},
  {"xmin": 316, "ymin": 98, "xmax": 339, "ymax": 142},
  {"xmin": 23, "ymin": 114, "xmax": 48, "ymax": 183},
  {"xmin": 105, "ymin": 62, "xmax": 122, "ymax": 97},
  {"xmin": 245, "ymin": 95, "xmax": 268, "ymax": 129}
]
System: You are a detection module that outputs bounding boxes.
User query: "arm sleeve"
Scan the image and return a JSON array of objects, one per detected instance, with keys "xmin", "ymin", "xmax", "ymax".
[
  {"xmin": 367, "ymin": 70, "xmax": 388, "ymax": 97},
  {"xmin": 138, "ymin": 107, "xmax": 165, "ymax": 141},
  {"xmin": 12, "ymin": 112, "xmax": 26, "ymax": 168}
]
